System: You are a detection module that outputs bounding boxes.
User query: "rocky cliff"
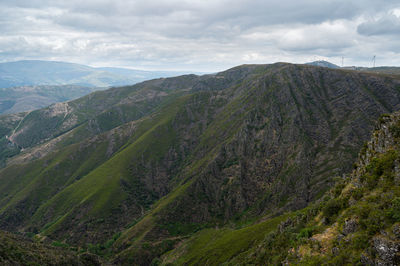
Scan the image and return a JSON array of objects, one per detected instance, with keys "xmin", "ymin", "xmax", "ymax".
[{"xmin": 167, "ymin": 111, "xmax": 400, "ymax": 265}]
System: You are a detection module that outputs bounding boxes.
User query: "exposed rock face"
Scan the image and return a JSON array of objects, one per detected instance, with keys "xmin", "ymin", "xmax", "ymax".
[
  {"xmin": 343, "ymin": 218, "xmax": 358, "ymax": 235},
  {"xmin": 372, "ymin": 236, "xmax": 400, "ymax": 265},
  {"xmin": 155, "ymin": 64, "xmax": 400, "ymax": 227},
  {"xmin": 158, "ymin": 110, "xmax": 400, "ymax": 265},
  {"xmin": 393, "ymin": 224, "xmax": 400, "ymax": 239}
]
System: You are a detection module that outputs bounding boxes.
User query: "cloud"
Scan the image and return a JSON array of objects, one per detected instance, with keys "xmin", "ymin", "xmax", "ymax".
[
  {"xmin": 0, "ymin": 0, "xmax": 400, "ymax": 71},
  {"xmin": 357, "ymin": 13, "xmax": 400, "ymax": 36}
]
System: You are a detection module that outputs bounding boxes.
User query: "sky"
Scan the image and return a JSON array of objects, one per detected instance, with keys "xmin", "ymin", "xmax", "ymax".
[{"xmin": 1, "ymin": 0, "xmax": 400, "ymax": 72}]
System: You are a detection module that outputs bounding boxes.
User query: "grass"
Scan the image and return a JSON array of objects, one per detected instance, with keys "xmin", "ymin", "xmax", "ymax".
[
  {"xmin": 31, "ymin": 94, "xmax": 192, "ymax": 237},
  {"xmin": 163, "ymin": 213, "xmax": 290, "ymax": 265}
]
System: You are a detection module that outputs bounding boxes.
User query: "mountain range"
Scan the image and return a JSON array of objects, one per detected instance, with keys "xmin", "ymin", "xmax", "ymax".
[
  {"xmin": 0, "ymin": 60, "xmax": 192, "ymax": 88},
  {"xmin": 307, "ymin": 60, "xmax": 400, "ymax": 78},
  {"xmin": 1, "ymin": 62, "xmax": 400, "ymax": 264},
  {"xmin": 0, "ymin": 60, "xmax": 202, "ymax": 115},
  {"xmin": 0, "ymin": 84, "xmax": 103, "ymax": 114}
]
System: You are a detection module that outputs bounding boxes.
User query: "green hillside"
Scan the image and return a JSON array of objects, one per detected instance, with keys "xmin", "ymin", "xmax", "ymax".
[{"xmin": 1, "ymin": 63, "xmax": 400, "ymax": 264}]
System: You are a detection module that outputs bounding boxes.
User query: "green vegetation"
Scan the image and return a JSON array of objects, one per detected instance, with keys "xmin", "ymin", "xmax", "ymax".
[
  {"xmin": 163, "ymin": 214, "xmax": 290, "ymax": 265},
  {"xmin": 160, "ymin": 111, "xmax": 400, "ymax": 265},
  {"xmin": 1, "ymin": 63, "xmax": 400, "ymax": 265},
  {"xmin": 0, "ymin": 230, "xmax": 85, "ymax": 265}
]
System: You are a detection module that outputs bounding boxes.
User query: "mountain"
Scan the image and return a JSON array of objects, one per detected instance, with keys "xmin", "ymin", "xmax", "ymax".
[
  {"xmin": 306, "ymin": 61, "xmax": 400, "ymax": 79},
  {"xmin": 162, "ymin": 111, "xmax": 400, "ymax": 265},
  {"xmin": 0, "ymin": 84, "xmax": 103, "ymax": 114},
  {"xmin": 1, "ymin": 63, "xmax": 400, "ymax": 264},
  {"xmin": 0, "ymin": 60, "xmax": 195, "ymax": 88},
  {"xmin": 343, "ymin": 66, "xmax": 400, "ymax": 78},
  {"xmin": 306, "ymin": 60, "xmax": 340, "ymax": 69},
  {"xmin": 97, "ymin": 67, "xmax": 191, "ymax": 81}
]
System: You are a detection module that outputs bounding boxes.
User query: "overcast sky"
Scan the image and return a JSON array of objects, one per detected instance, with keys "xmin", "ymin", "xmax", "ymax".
[{"xmin": 1, "ymin": 0, "xmax": 400, "ymax": 71}]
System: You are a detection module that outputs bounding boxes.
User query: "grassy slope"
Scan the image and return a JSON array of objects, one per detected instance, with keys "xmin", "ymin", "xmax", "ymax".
[
  {"xmin": 112, "ymin": 70, "xmax": 262, "ymax": 253},
  {"xmin": 0, "ymin": 81, "xmax": 191, "ymax": 228},
  {"xmin": 30, "ymin": 94, "xmax": 191, "ymax": 237},
  {"xmin": 162, "ymin": 214, "xmax": 290, "ymax": 265}
]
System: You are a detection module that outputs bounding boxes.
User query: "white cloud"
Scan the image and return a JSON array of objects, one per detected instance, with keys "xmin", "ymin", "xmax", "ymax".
[{"xmin": 0, "ymin": 0, "xmax": 399, "ymax": 70}]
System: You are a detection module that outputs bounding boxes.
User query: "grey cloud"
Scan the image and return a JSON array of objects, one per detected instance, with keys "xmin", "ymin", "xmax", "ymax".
[
  {"xmin": 39, "ymin": 0, "xmax": 399, "ymax": 38},
  {"xmin": 357, "ymin": 14, "xmax": 400, "ymax": 36},
  {"xmin": 0, "ymin": 0, "xmax": 400, "ymax": 70}
]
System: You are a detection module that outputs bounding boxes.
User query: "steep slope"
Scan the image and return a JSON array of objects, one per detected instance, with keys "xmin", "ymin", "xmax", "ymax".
[
  {"xmin": 0, "ymin": 74, "xmax": 199, "ymax": 166},
  {"xmin": 0, "ymin": 230, "xmax": 98, "ymax": 265},
  {"xmin": 0, "ymin": 66, "xmax": 253, "ymax": 243},
  {"xmin": 112, "ymin": 64, "xmax": 400, "ymax": 263},
  {"xmin": 163, "ymin": 111, "xmax": 400, "ymax": 265},
  {"xmin": 1, "ymin": 63, "xmax": 400, "ymax": 264}
]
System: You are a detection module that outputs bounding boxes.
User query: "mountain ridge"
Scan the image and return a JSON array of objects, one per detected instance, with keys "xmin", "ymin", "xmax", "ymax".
[{"xmin": 1, "ymin": 63, "xmax": 400, "ymax": 264}]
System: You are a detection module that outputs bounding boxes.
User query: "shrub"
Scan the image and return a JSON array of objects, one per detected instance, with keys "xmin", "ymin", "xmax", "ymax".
[
  {"xmin": 388, "ymin": 197, "xmax": 400, "ymax": 222},
  {"xmin": 351, "ymin": 232, "xmax": 369, "ymax": 250},
  {"xmin": 362, "ymin": 150, "xmax": 398, "ymax": 189},
  {"xmin": 51, "ymin": 241, "xmax": 69, "ymax": 248},
  {"xmin": 323, "ymin": 198, "xmax": 344, "ymax": 219},
  {"xmin": 350, "ymin": 187, "xmax": 364, "ymax": 200},
  {"xmin": 357, "ymin": 207, "xmax": 386, "ymax": 235},
  {"xmin": 297, "ymin": 227, "xmax": 313, "ymax": 239},
  {"xmin": 332, "ymin": 181, "xmax": 346, "ymax": 197}
]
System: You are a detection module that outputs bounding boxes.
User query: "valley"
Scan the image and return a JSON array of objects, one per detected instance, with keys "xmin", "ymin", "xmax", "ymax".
[{"xmin": 1, "ymin": 63, "xmax": 400, "ymax": 264}]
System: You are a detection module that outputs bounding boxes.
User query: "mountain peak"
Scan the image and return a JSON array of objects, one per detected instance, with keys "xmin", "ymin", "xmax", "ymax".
[{"xmin": 306, "ymin": 60, "xmax": 340, "ymax": 69}]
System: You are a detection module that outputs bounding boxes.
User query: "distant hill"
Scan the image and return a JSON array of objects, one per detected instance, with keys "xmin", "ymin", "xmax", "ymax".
[
  {"xmin": 306, "ymin": 60, "xmax": 340, "ymax": 69},
  {"xmin": 97, "ymin": 67, "xmax": 188, "ymax": 81},
  {"xmin": 343, "ymin": 66, "xmax": 400, "ymax": 77},
  {"xmin": 0, "ymin": 84, "xmax": 102, "ymax": 114},
  {"xmin": 0, "ymin": 60, "xmax": 196, "ymax": 88}
]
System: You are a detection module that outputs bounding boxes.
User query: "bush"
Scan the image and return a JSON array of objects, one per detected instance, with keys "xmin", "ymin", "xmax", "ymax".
[
  {"xmin": 351, "ymin": 232, "xmax": 369, "ymax": 250},
  {"xmin": 51, "ymin": 241, "xmax": 69, "ymax": 248},
  {"xmin": 323, "ymin": 199, "xmax": 344, "ymax": 219},
  {"xmin": 350, "ymin": 187, "xmax": 364, "ymax": 200},
  {"xmin": 297, "ymin": 227, "xmax": 313, "ymax": 239},
  {"xmin": 362, "ymin": 150, "xmax": 398, "ymax": 189},
  {"xmin": 358, "ymin": 208, "xmax": 386, "ymax": 235},
  {"xmin": 332, "ymin": 181, "xmax": 346, "ymax": 197},
  {"xmin": 388, "ymin": 197, "xmax": 400, "ymax": 222}
]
